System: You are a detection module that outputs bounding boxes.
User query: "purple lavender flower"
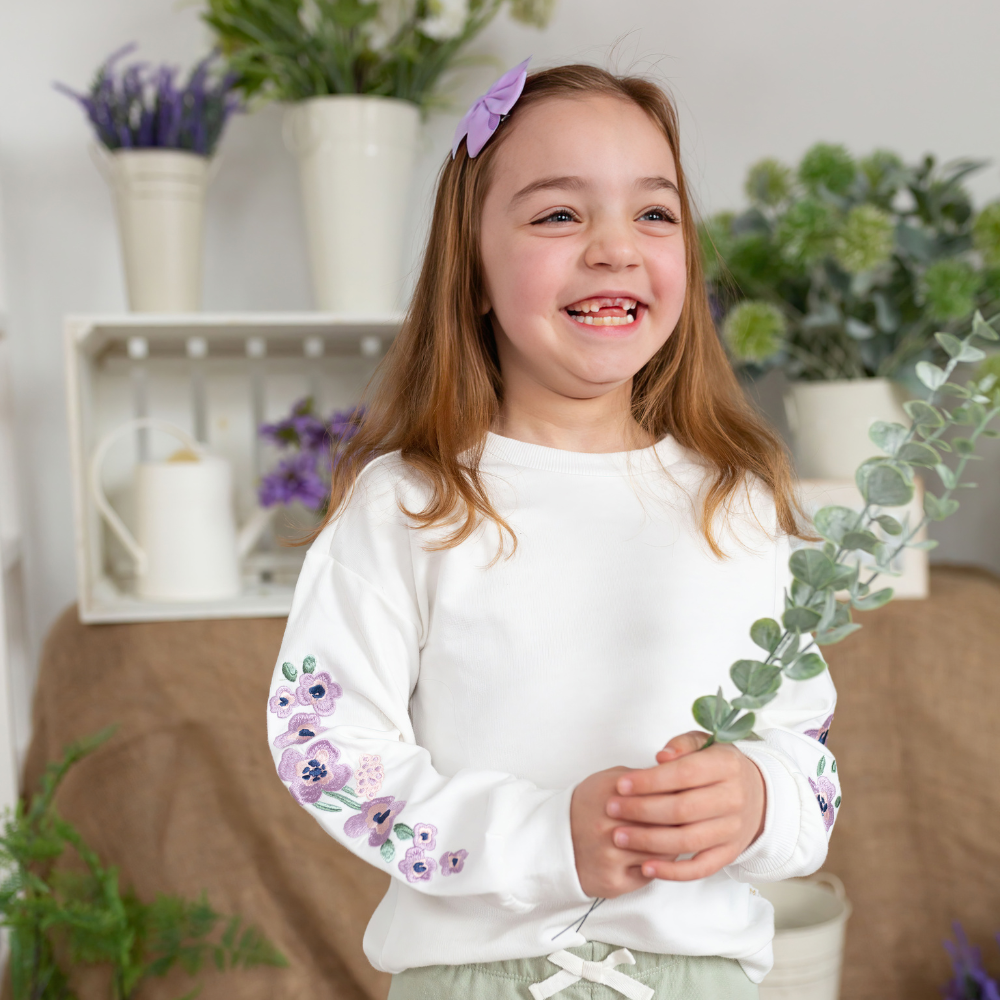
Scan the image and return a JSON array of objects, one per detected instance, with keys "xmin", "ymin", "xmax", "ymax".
[
  {"xmin": 439, "ymin": 849, "xmax": 468, "ymax": 876},
  {"xmin": 278, "ymin": 740, "xmax": 352, "ymax": 805},
  {"xmin": 942, "ymin": 922, "xmax": 1000, "ymax": 1000},
  {"xmin": 805, "ymin": 714, "xmax": 834, "ymax": 745},
  {"xmin": 258, "ymin": 452, "xmax": 328, "ymax": 510},
  {"xmin": 268, "ymin": 684, "xmax": 297, "ymax": 719},
  {"xmin": 260, "ymin": 398, "xmax": 332, "ymax": 452},
  {"xmin": 808, "ymin": 776, "xmax": 838, "ymax": 831},
  {"xmin": 412, "ymin": 823, "xmax": 437, "ymax": 850},
  {"xmin": 295, "ymin": 671, "xmax": 343, "ymax": 716},
  {"xmin": 344, "ymin": 796, "xmax": 406, "ymax": 848},
  {"xmin": 398, "ymin": 847, "xmax": 437, "ymax": 883},
  {"xmin": 273, "ymin": 712, "xmax": 329, "ymax": 750}
]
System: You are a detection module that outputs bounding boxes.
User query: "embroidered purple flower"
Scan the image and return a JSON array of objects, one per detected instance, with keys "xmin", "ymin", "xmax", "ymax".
[
  {"xmin": 398, "ymin": 847, "xmax": 437, "ymax": 883},
  {"xmin": 268, "ymin": 684, "xmax": 297, "ymax": 719},
  {"xmin": 439, "ymin": 849, "xmax": 468, "ymax": 876},
  {"xmin": 809, "ymin": 776, "xmax": 838, "ymax": 831},
  {"xmin": 805, "ymin": 714, "xmax": 834, "ymax": 745},
  {"xmin": 278, "ymin": 740, "xmax": 352, "ymax": 805},
  {"xmin": 273, "ymin": 713, "xmax": 328, "ymax": 750},
  {"xmin": 355, "ymin": 754, "xmax": 384, "ymax": 800},
  {"xmin": 344, "ymin": 796, "xmax": 406, "ymax": 848},
  {"xmin": 295, "ymin": 671, "xmax": 343, "ymax": 716},
  {"xmin": 411, "ymin": 823, "xmax": 437, "ymax": 850}
]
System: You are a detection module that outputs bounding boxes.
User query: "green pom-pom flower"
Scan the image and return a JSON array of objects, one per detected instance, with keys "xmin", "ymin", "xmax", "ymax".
[
  {"xmin": 834, "ymin": 205, "xmax": 895, "ymax": 274},
  {"xmin": 921, "ymin": 259, "xmax": 980, "ymax": 320},
  {"xmin": 973, "ymin": 202, "xmax": 1000, "ymax": 267},
  {"xmin": 798, "ymin": 143, "xmax": 856, "ymax": 195},
  {"xmin": 744, "ymin": 159, "xmax": 793, "ymax": 207},
  {"xmin": 777, "ymin": 198, "xmax": 837, "ymax": 265},
  {"xmin": 723, "ymin": 301, "xmax": 787, "ymax": 362},
  {"xmin": 507, "ymin": 0, "xmax": 556, "ymax": 27},
  {"xmin": 859, "ymin": 150, "xmax": 904, "ymax": 195}
]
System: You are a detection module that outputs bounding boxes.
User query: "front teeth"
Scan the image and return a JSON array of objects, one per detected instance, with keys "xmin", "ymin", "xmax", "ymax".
[{"xmin": 570, "ymin": 314, "xmax": 636, "ymax": 326}]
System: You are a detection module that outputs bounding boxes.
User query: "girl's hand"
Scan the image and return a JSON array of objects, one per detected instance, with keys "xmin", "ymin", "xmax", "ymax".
[
  {"xmin": 570, "ymin": 766, "xmax": 662, "ymax": 898},
  {"xmin": 604, "ymin": 731, "xmax": 767, "ymax": 882}
]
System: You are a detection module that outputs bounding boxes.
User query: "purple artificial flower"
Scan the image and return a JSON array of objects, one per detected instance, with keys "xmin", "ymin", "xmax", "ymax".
[
  {"xmin": 268, "ymin": 684, "xmax": 297, "ymax": 719},
  {"xmin": 260, "ymin": 398, "xmax": 332, "ymax": 452},
  {"xmin": 804, "ymin": 714, "xmax": 834, "ymax": 745},
  {"xmin": 942, "ymin": 922, "xmax": 1000, "ymax": 1000},
  {"xmin": 278, "ymin": 739, "xmax": 352, "ymax": 805},
  {"xmin": 273, "ymin": 712, "xmax": 329, "ymax": 750},
  {"xmin": 258, "ymin": 452, "xmax": 328, "ymax": 510},
  {"xmin": 295, "ymin": 671, "xmax": 343, "ymax": 716},
  {"xmin": 808, "ymin": 776, "xmax": 838, "ymax": 831},
  {"xmin": 411, "ymin": 823, "xmax": 437, "ymax": 850},
  {"xmin": 344, "ymin": 796, "xmax": 406, "ymax": 848},
  {"xmin": 439, "ymin": 849, "xmax": 468, "ymax": 876},
  {"xmin": 398, "ymin": 847, "xmax": 437, "ymax": 883}
]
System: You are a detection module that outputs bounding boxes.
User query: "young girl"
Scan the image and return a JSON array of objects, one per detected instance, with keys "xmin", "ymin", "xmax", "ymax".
[{"xmin": 267, "ymin": 61, "xmax": 839, "ymax": 1000}]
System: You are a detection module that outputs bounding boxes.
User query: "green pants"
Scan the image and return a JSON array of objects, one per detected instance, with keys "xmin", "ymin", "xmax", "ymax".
[{"xmin": 387, "ymin": 940, "xmax": 758, "ymax": 1000}]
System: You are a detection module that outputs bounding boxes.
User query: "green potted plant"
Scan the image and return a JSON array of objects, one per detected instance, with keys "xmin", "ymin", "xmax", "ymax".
[
  {"xmin": 704, "ymin": 144, "xmax": 1000, "ymax": 478},
  {"xmin": 203, "ymin": 0, "xmax": 556, "ymax": 315}
]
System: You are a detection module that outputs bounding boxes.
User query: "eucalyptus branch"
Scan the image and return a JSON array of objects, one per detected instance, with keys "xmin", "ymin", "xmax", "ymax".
[{"xmin": 693, "ymin": 311, "xmax": 1000, "ymax": 745}]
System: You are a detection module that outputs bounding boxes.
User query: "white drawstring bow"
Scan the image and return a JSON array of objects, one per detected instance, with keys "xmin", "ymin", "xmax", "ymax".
[{"xmin": 528, "ymin": 947, "xmax": 654, "ymax": 1000}]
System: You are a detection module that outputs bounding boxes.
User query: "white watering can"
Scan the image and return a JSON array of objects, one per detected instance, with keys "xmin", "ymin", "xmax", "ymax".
[{"xmin": 90, "ymin": 418, "xmax": 272, "ymax": 602}]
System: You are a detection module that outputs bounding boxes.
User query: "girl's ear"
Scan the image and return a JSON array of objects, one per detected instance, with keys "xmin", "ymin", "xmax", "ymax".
[{"xmin": 479, "ymin": 292, "xmax": 492, "ymax": 316}]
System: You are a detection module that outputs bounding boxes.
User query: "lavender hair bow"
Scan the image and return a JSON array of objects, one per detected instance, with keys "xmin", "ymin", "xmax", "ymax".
[{"xmin": 452, "ymin": 58, "xmax": 531, "ymax": 159}]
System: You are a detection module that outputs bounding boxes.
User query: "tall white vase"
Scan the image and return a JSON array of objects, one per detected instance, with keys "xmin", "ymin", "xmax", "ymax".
[
  {"xmin": 285, "ymin": 96, "xmax": 420, "ymax": 315},
  {"xmin": 96, "ymin": 148, "xmax": 210, "ymax": 312},
  {"xmin": 785, "ymin": 377, "xmax": 909, "ymax": 480}
]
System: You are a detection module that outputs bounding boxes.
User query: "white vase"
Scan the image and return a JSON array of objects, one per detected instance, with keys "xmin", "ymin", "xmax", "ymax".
[
  {"xmin": 94, "ymin": 148, "xmax": 210, "ymax": 312},
  {"xmin": 785, "ymin": 377, "xmax": 909, "ymax": 480},
  {"xmin": 284, "ymin": 95, "xmax": 420, "ymax": 315}
]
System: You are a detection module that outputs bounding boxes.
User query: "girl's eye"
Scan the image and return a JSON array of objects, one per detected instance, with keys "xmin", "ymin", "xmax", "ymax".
[
  {"xmin": 531, "ymin": 209, "xmax": 579, "ymax": 225},
  {"xmin": 639, "ymin": 206, "xmax": 680, "ymax": 224}
]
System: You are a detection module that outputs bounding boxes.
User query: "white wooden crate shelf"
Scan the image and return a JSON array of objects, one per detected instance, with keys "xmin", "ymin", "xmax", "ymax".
[{"xmin": 66, "ymin": 312, "xmax": 403, "ymax": 624}]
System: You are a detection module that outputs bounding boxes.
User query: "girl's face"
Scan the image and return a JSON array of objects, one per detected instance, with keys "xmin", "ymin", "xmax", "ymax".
[{"xmin": 480, "ymin": 95, "xmax": 687, "ymax": 407}]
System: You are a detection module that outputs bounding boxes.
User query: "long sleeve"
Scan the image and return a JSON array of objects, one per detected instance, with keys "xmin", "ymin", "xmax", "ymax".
[
  {"xmin": 266, "ymin": 470, "xmax": 591, "ymax": 914},
  {"xmin": 726, "ymin": 534, "xmax": 841, "ymax": 884}
]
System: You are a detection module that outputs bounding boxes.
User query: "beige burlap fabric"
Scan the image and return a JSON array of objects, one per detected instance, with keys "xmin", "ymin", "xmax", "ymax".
[{"xmin": 13, "ymin": 567, "xmax": 1000, "ymax": 999}]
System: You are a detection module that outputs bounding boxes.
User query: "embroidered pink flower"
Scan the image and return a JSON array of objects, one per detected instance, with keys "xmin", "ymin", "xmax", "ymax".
[
  {"xmin": 273, "ymin": 713, "xmax": 328, "ymax": 750},
  {"xmin": 439, "ymin": 849, "xmax": 468, "ymax": 876},
  {"xmin": 412, "ymin": 823, "xmax": 437, "ymax": 850},
  {"xmin": 355, "ymin": 754, "xmax": 384, "ymax": 800},
  {"xmin": 398, "ymin": 847, "xmax": 437, "ymax": 883},
  {"xmin": 344, "ymin": 796, "xmax": 406, "ymax": 848},
  {"xmin": 805, "ymin": 714, "xmax": 834, "ymax": 745},
  {"xmin": 809, "ymin": 776, "xmax": 837, "ymax": 831},
  {"xmin": 278, "ymin": 739, "xmax": 352, "ymax": 805},
  {"xmin": 268, "ymin": 684, "xmax": 297, "ymax": 718},
  {"xmin": 296, "ymin": 671, "xmax": 343, "ymax": 716}
]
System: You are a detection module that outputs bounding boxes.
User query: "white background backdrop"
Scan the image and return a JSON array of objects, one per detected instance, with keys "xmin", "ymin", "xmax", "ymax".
[{"xmin": 1, "ymin": 0, "xmax": 999, "ymax": 679}]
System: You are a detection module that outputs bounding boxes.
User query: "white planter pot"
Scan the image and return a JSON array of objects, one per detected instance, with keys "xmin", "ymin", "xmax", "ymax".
[
  {"xmin": 95, "ymin": 148, "xmax": 210, "ymax": 312},
  {"xmin": 759, "ymin": 874, "xmax": 852, "ymax": 1000},
  {"xmin": 285, "ymin": 95, "xmax": 420, "ymax": 315},
  {"xmin": 785, "ymin": 377, "xmax": 909, "ymax": 480}
]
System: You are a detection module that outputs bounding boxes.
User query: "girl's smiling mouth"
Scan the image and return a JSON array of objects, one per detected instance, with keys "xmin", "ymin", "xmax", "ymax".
[{"xmin": 564, "ymin": 296, "xmax": 643, "ymax": 327}]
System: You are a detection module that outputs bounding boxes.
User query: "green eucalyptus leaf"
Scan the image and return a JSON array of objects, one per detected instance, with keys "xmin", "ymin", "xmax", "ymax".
[
  {"xmin": 935, "ymin": 332, "xmax": 965, "ymax": 358},
  {"xmin": 790, "ymin": 578, "xmax": 812, "ymax": 606},
  {"xmin": 896, "ymin": 441, "xmax": 940, "ymax": 466},
  {"xmin": 750, "ymin": 618, "xmax": 782, "ymax": 653},
  {"xmin": 923, "ymin": 491, "xmax": 960, "ymax": 520},
  {"xmin": 730, "ymin": 660, "xmax": 783, "ymax": 698},
  {"xmin": 814, "ymin": 589, "xmax": 837, "ymax": 633},
  {"xmin": 935, "ymin": 464, "xmax": 958, "ymax": 489},
  {"xmin": 953, "ymin": 437, "xmax": 976, "ymax": 455},
  {"xmin": 813, "ymin": 505, "xmax": 860, "ymax": 544},
  {"xmin": 785, "ymin": 652, "xmax": 828, "ymax": 680},
  {"xmin": 693, "ymin": 691, "xmax": 728, "ymax": 731},
  {"xmin": 874, "ymin": 514, "xmax": 903, "ymax": 535},
  {"xmin": 815, "ymin": 622, "xmax": 863, "ymax": 645},
  {"xmin": 972, "ymin": 310, "xmax": 1000, "ymax": 340},
  {"xmin": 779, "ymin": 631, "xmax": 801, "ymax": 665},
  {"xmin": 909, "ymin": 538, "xmax": 940, "ymax": 550},
  {"xmin": 937, "ymin": 383, "xmax": 971, "ymax": 398},
  {"xmin": 868, "ymin": 421, "xmax": 908, "ymax": 456},
  {"xmin": 857, "ymin": 460, "xmax": 914, "ymax": 506},
  {"xmin": 852, "ymin": 587, "xmax": 894, "ymax": 610},
  {"xmin": 903, "ymin": 399, "xmax": 945, "ymax": 428},
  {"xmin": 916, "ymin": 360, "xmax": 947, "ymax": 390},
  {"xmin": 783, "ymin": 606, "xmax": 822, "ymax": 631},
  {"xmin": 714, "ymin": 713, "xmax": 757, "ymax": 743},
  {"xmin": 830, "ymin": 563, "xmax": 858, "ymax": 591},
  {"xmin": 841, "ymin": 530, "xmax": 880, "ymax": 554},
  {"xmin": 790, "ymin": 548, "xmax": 836, "ymax": 587}
]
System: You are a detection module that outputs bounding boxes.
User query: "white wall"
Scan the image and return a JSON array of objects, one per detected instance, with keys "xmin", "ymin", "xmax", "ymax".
[{"xmin": 1, "ymin": 0, "xmax": 999, "ymax": 680}]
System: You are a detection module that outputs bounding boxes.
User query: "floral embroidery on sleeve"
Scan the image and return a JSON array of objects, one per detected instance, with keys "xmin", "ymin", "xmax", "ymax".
[
  {"xmin": 268, "ymin": 685, "xmax": 297, "ymax": 718},
  {"xmin": 344, "ymin": 797, "xmax": 407, "ymax": 848},
  {"xmin": 273, "ymin": 713, "xmax": 329, "ymax": 749},
  {"xmin": 440, "ymin": 849, "xmax": 468, "ymax": 875},
  {"xmin": 277, "ymin": 739, "xmax": 352, "ymax": 804},
  {"xmin": 399, "ymin": 847, "xmax": 437, "ymax": 882},
  {"xmin": 412, "ymin": 823, "xmax": 437, "ymax": 850},
  {"xmin": 805, "ymin": 714, "xmax": 834, "ymax": 745},
  {"xmin": 355, "ymin": 754, "xmax": 384, "ymax": 800},
  {"xmin": 808, "ymin": 776, "xmax": 838, "ymax": 831}
]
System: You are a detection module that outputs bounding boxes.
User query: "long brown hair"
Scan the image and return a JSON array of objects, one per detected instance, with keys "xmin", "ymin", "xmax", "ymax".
[{"xmin": 320, "ymin": 64, "xmax": 799, "ymax": 556}]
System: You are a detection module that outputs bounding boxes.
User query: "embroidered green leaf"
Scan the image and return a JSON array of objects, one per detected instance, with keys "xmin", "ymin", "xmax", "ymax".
[
  {"xmin": 834, "ymin": 795, "xmax": 842, "ymax": 809},
  {"xmin": 832, "ymin": 760, "xmax": 838, "ymax": 773},
  {"xmin": 393, "ymin": 823, "xmax": 414, "ymax": 841},
  {"xmin": 313, "ymin": 801, "xmax": 342, "ymax": 813},
  {"xmin": 281, "ymin": 661, "xmax": 297, "ymax": 682},
  {"xmin": 380, "ymin": 839, "xmax": 395, "ymax": 863},
  {"xmin": 342, "ymin": 786, "xmax": 357, "ymax": 797},
  {"xmin": 817, "ymin": 756, "xmax": 826, "ymax": 776},
  {"xmin": 302, "ymin": 655, "xmax": 317, "ymax": 674},
  {"xmin": 323, "ymin": 791, "xmax": 363, "ymax": 810}
]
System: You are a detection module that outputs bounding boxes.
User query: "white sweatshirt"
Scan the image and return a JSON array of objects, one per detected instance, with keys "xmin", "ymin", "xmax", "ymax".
[{"xmin": 266, "ymin": 433, "xmax": 840, "ymax": 982}]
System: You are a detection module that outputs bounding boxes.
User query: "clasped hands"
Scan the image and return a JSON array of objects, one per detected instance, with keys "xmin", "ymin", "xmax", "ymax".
[{"xmin": 570, "ymin": 731, "xmax": 767, "ymax": 898}]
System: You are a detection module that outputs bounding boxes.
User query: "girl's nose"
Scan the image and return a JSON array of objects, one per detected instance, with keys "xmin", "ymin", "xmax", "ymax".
[{"xmin": 583, "ymin": 217, "xmax": 642, "ymax": 272}]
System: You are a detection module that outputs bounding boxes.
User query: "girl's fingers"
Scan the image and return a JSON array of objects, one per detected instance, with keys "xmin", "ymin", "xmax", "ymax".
[
  {"xmin": 611, "ymin": 817, "xmax": 738, "ymax": 856},
  {"xmin": 616, "ymin": 743, "xmax": 740, "ymax": 796},
  {"xmin": 639, "ymin": 844, "xmax": 735, "ymax": 882},
  {"xmin": 656, "ymin": 730, "xmax": 710, "ymax": 763},
  {"xmin": 607, "ymin": 783, "xmax": 737, "ymax": 825}
]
